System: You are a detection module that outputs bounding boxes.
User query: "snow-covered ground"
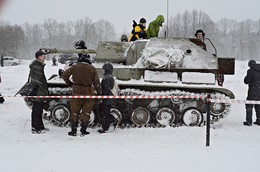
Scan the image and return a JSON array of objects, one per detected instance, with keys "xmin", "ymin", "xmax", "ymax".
[{"xmin": 0, "ymin": 60, "xmax": 260, "ymax": 172}]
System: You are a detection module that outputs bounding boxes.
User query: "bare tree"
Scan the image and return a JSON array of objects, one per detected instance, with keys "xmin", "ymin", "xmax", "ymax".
[{"xmin": 0, "ymin": 24, "xmax": 25, "ymax": 57}]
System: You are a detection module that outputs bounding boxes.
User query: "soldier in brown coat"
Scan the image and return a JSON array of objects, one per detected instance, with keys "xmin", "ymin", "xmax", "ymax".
[{"xmin": 62, "ymin": 54, "xmax": 101, "ymax": 136}]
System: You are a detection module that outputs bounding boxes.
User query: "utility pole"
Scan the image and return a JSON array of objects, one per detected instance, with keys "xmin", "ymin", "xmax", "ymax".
[{"xmin": 166, "ymin": 0, "xmax": 169, "ymax": 37}]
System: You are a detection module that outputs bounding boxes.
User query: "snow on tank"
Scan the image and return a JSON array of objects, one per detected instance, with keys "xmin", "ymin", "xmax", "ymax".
[{"xmin": 135, "ymin": 38, "xmax": 218, "ymax": 69}]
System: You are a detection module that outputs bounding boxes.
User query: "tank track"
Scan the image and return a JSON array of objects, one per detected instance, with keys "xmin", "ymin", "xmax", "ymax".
[{"xmin": 44, "ymin": 87, "xmax": 231, "ymax": 128}]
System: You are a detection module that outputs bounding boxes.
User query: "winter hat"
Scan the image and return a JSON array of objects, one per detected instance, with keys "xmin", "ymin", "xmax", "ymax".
[
  {"xmin": 35, "ymin": 51, "xmax": 46, "ymax": 58},
  {"xmin": 248, "ymin": 60, "xmax": 256, "ymax": 67},
  {"xmin": 140, "ymin": 18, "xmax": 146, "ymax": 24},
  {"xmin": 102, "ymin": 63, "xmax": 113, "ymax": 74}
]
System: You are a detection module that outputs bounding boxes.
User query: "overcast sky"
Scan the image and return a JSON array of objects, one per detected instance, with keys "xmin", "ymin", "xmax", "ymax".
[{"xmin": 1, "ymin": 0, "xmax": 260, "ymax": 34}]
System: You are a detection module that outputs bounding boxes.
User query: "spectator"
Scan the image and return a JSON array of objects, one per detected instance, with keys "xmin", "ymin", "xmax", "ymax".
[
  {"xmin": 0, "ymin": 71, "xmax": 5, "ymax": 103},
  {"xmin": 30, "ymin": 51, "xmax": 49, "ymax": 134},
  {"xmin": 52, "ymin": 56, "xmax": 57, "ymax": 66},
  {"xmin": 147, "ymin": 15, "xmax": 164, "ymax": 39},
  {"xmin": 129, "ymin": 18, "xmax": 147, "ymax": 42},
  {"xmin": 243, "ymin": 60, "xmax": 260, "ymax": 126},
  {"xmin": 98, "ymin": 63, "xmax": 118, "ymax": 133},
  {"xmin": 1, "ymin": 55, "xmax": 4, "ymax": 67},
  {"xmin": 62, "ymin": 54, "xmax": 101, "ymax": 136},
  {"xmin": 121, "ymin": 34, "xmax": 128, "ymax": 42}
]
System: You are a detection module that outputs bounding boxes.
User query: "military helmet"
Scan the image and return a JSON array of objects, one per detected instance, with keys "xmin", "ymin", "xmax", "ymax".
[
  {"xmin": 74, "ymin": 40, "xmax": 86, "ymax": 49},
  {"xmin": 78, "ymin": 54, "xmax": 90, "ymax": 63}
]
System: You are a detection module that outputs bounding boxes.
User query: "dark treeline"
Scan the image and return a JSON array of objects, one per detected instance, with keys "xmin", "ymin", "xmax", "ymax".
[
  {"xmin": 0, "ymin": 17, "xmax": 116, "ymax": 59},
  {"xmin": 0, "ymin": 9, "xmax": 259, "ymax": 60}
]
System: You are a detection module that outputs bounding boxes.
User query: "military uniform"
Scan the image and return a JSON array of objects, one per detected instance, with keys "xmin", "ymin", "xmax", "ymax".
[{"xmin": 62, "ymin": 58, "xmax": 101, "ymax": 136}]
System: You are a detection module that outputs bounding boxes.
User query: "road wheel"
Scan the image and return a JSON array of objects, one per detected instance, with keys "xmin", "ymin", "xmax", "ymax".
[
  {"xmin": 210, "ymin": 102, "xmax": 226, "ymax": 117},
  {"xmin": 156, "ymin": 107, "xmax": 175, "ymax": 126},
  {"xmin": 182, "ymin": 108, "xmax": 203, "ymax": 126},
  {"xmin": 50, "ymin": 104, "xmax": 70, "ymax": 126},
  {"xmin": 131, "ymin": 107, "xmax": 150, "ymax": 126},
  {"xmin": 110, "ymin": 108, "xmax": 122, "ymax": 124}
]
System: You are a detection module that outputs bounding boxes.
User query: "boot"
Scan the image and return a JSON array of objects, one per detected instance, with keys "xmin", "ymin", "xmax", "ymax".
[
  {"xmin": 68, "ymin": 121, "xmax": 77, "ymax": 136},
  {"xmin": 243, "ymin": 121, "xmax": 252, "ymax": 126},
  {"xmin": 253, "ymin": 118, "xmax": 260, "ymax": 125},
  {"xmin": 80, "ymin": 122, "xmax": 90, "ymax": 136},
  {"xmin": 68, "ymin": 130, "xmax": 77, "ymax": 136},
  {"xmin": 98, "ymin": 128, "xmax": 107, "ymax": 134}
]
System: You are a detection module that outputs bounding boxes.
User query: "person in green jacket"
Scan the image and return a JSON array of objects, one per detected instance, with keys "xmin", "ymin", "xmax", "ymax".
[{"xmin": 147, "ymin": 15, "xmax": 165, "ymax": 39}]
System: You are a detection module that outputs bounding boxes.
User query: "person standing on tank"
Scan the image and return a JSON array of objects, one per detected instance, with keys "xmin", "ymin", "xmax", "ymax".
[
  {"xmin": 146, "ymin": 15, "xmax": 164, "ymax": 39},
  {"xmin": 128, "ymin": 18, "xmax": 147, "ymax": 42},
  {"xmin": 62, "ymin": 54, "xmax": 101, "ymax": 136},
  {"xmin": 243, "ymin": 60, "xmax": 260, "ymax": 126}
]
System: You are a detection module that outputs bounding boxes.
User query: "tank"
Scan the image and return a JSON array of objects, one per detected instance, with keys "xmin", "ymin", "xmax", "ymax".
[{"xmin": 18, "ymin": 37, "xmax": 235, "ymax": 128}]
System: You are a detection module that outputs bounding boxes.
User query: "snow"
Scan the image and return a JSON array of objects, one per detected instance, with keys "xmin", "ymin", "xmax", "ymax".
[
  {"xmin": 144, "ymin": 70, "xmax": 178, "ymax": 82},
  {"xmin": 1, "ymin": 60, "xmax": 260, "ymax": 172},
  {"xmin": 135, "ymin": 38, "xmax": 218, "ymax": 69},
  {"xmin": 182, "ymin": 72, "xmax": 215, "ymax": 84}
]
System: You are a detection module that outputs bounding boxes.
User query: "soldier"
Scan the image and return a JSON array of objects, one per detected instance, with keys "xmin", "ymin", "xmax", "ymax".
[
  {"xmin": 30, "ymin": 51, "xmax": 49, "ymax": 134},
  {"xmin": 74, "ymin": 40, "xmax": 88, "ymax": 59},
  {"xmin": 98, "ymin": 63, "xmax": 118, "ymax": 133},
  {"xmin": 62, "ymin": 54, "xmax": 101, "ymax": 136},
  {"xmin": 243, "ymin": 60, "xmax": 260, "ymax": 126}
]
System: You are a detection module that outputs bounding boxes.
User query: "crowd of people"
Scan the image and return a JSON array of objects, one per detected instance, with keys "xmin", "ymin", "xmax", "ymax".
[{"xmin": 26, "ymin": 40, "xmax": 120, "ymax": 136}]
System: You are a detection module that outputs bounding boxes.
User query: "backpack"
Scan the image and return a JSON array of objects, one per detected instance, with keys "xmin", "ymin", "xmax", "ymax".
[{"xmin": 131, "ymin": 20, "xmax": 138, "ymax": 34}]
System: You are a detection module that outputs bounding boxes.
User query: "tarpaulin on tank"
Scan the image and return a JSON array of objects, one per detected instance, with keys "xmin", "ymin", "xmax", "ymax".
[{"xmin": 134, "ymin": 38, "xmax": 218, "ymax": 69}]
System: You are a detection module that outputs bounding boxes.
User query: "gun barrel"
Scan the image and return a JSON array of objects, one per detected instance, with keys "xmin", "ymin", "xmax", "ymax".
[{"xmin": 39, "ymin": 48, "xmax": 96, "ymax": 54}]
